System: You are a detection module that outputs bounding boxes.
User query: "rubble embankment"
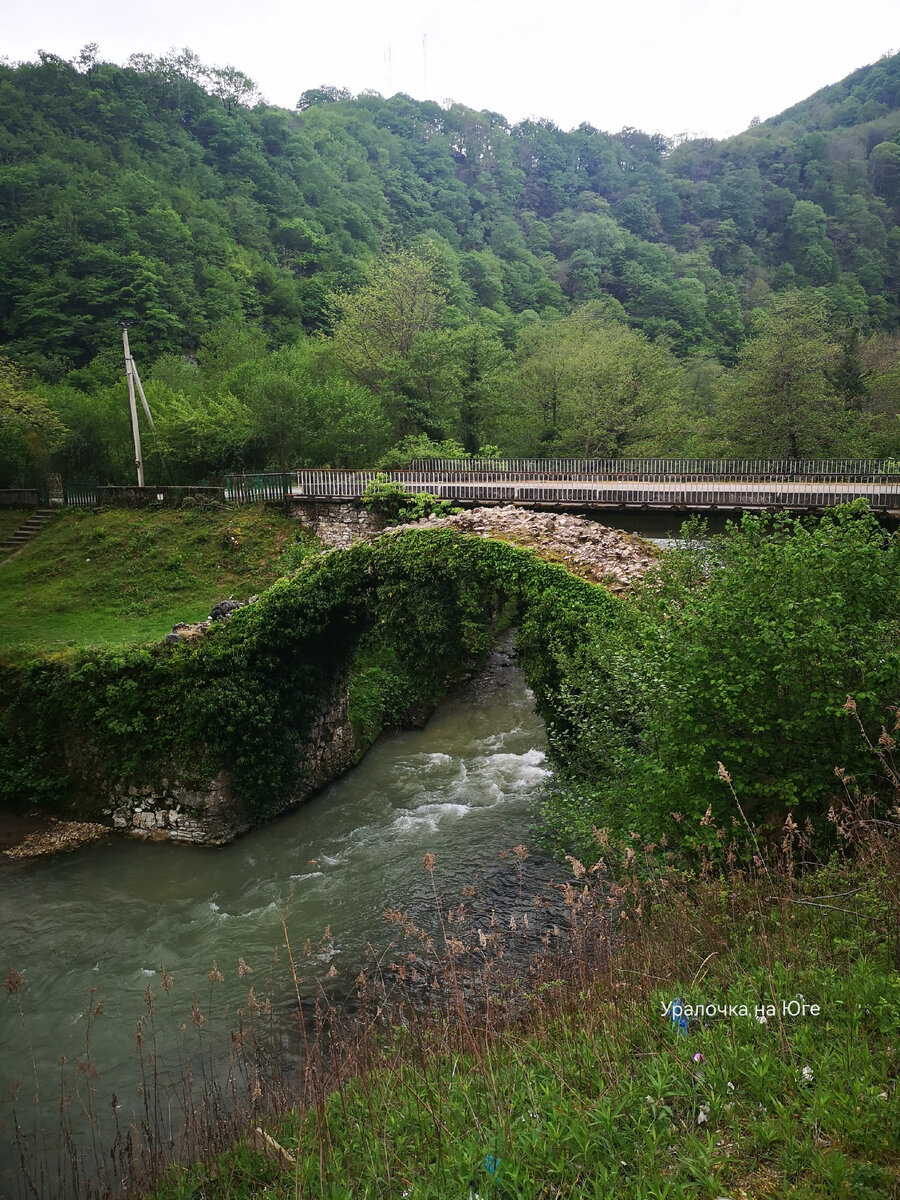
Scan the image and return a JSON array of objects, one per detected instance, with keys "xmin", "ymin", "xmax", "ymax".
[{"xmin": 385, "ymin": 505, "xmax": 659, "ymax": 591}]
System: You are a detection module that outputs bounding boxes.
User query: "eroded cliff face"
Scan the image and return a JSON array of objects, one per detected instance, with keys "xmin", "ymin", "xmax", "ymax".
[{"xmin": 103, "ymin": 687, "xmax": 359, "ymax": 846}]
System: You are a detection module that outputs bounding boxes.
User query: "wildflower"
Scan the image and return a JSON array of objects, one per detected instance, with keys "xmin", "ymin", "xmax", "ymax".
[
  {"xmin": 238, "ymin": 957, "xmax": 252, "ymax": 978},
  {"xmin": 697, "ymin": 1104, "xmax": 710, "ymax": 1125},
  {"xmin": 800, "ymin": 1065, "xmax": 814, "ymax": 1084},
  {"xmin": 207, "ymin": 961, "xmax": 224, "ymax": 983}
]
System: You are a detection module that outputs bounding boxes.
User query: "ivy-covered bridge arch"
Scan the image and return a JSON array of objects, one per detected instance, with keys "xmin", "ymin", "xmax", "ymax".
[{"xmin": 0, "ymin": 529, "xmax": 622, "ymax": 840}]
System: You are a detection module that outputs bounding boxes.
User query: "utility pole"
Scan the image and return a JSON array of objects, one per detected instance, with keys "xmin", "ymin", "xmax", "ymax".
[{"xmin": 121, "ymin": 324, "xmax": 156, "ymax": 487}]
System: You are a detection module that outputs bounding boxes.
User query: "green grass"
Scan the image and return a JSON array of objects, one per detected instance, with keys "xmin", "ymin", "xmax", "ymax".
[
  {"xmin": 148, "ymin": 827, "xmax": 900, "ymax": 1200},
  {"xmin": 0, "ymin": 507, "xmax": 32, "ymax": 552},
  {"xmin": 155, "ymin": 966, "xmax": 900, "ymax": 1200},
  {"xmin": 0, "ymin": 503, "xmax": 316, "ymax": 658}
]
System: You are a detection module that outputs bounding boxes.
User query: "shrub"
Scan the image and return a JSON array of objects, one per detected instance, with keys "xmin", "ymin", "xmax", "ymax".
[
  {"xmin": 537, "ymin": 502, "xmax": 900, "ymax": 854},
  {"xmin": 360, "ymin": 474, "xmax": 460, "ymax": 524}
]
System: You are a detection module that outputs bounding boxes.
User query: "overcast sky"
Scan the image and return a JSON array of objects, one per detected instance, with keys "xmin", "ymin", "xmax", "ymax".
[{"xmin": 3, "ymin": 0, "xmax": 897, "ymax": 139}]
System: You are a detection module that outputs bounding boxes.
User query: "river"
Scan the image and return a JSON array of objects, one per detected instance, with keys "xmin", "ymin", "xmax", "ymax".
[{"xmin": 0, "ymin": 640, "xmax": 550, "ymax": 1195}]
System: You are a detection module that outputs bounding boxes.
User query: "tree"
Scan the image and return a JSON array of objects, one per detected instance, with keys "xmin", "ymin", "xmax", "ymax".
[
  {"xmin": 296, "ymin": 86, "xmax": 352, "ymax": 111},
  {"xmin": 787, "ymin": 201, "xmax": 838, "ymax": 285},
  {"xmin": 868, "ymin": 141, "xmax": 900, "ymax": 204},
  {"xmin": 151, "ymin": 387, "xmax": 255, "ymax": 480},
  {"xmin": 0, "ymin": 354, "xmax": 66, "ymax": 485},
  {"xmin": 206, "ymin": 65, "xmax": 261, "ymax": 113},
  {"xmin": 717, "ymin": 292, "xmax": 846, "ymax": 459},
  {"xmin": 328, "ymin": 249, "xmax": 446, "ymax": 388},
  {"xmin": 503, "ymin": 305, "xmax": 686, "ymax": 456}
]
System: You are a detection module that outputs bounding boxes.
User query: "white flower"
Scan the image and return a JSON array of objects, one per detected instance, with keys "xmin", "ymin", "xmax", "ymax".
[
  {"xmin": 801, "ymin": 1065, "xmax": 814, "ymax": 1084},
  {"xmin": 726, "ymin": 1081, "xmax": 735, "ymax": 1093},
  {"xmin": 756, "ymin": 1014, "xmax": 768, "ymax": 1025},
  {"xmin": 697, "ymin": 1104, "xmax": 710, "ymax": 1125}
]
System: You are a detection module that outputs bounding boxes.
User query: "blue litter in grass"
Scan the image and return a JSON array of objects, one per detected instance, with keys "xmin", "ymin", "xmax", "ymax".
[
  {"xmin": 483, "ymin": 1154, "xmax": 501, "ymax": 1175},
  {"xmin": 670, "ymin": 997, "xmax": 689, "ymax": 1036}
]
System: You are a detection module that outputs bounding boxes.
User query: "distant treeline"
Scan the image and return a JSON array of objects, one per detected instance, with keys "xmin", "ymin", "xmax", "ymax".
[{"xmin": 0, "ymin": 48, "xmax": 898, "ymax": 483}]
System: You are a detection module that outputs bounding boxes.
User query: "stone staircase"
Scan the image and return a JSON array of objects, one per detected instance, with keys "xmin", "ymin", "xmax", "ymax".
[{"xmin": 0, "ymin": 508, "xmax": 57, "ymax": 558}]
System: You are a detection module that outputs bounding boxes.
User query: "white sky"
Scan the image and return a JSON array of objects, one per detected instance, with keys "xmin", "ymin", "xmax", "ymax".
[{"xmin": 3, "ymin": 0, "xmax": 897, "ymax": 139}]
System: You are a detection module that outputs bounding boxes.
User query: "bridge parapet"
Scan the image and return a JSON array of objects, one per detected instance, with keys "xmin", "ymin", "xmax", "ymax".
[{"xmin": 224, "ymin": 462, "xmax": 900, "ymax": 513}]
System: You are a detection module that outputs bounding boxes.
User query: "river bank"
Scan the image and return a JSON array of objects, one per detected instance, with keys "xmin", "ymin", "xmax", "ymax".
[
  {"xmin": 147, "ymin": 788, "xmax": 900, "ymax": 1200},
  {"xmin": 0, "ymin": 813, "xmax": 110, "ymax": 861},
  {"xmin": 0, "ymin": 636, "xmax": 556, "ymax": 1197}
]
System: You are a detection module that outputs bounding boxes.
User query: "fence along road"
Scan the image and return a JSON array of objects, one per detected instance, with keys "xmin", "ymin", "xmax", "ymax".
[{"xmin": 226, "ymin": 460, "xmax": 900, "ymax": 512}]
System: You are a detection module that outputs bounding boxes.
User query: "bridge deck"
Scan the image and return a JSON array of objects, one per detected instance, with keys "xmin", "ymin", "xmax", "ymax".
[{"xmin": 225, "ymin": 466, "xmax": 900, "ymax": 512}]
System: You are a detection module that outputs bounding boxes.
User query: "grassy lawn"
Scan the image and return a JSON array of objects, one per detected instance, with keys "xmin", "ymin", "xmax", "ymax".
[
  {"xmin": 0, "ymin": 508, "xmax": 32, "ymax": 553},
  {"xmin": 0, "ymin": 503, "xmax": 315, "ymax": 658}
]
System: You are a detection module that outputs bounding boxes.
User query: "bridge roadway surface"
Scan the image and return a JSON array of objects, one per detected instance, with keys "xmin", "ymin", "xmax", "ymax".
[{"xmin": 287, "ymin": 475, "xmax": 900, "ymax": 512}]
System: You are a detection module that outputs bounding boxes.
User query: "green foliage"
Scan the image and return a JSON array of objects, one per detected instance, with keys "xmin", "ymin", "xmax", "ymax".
[
  {"xmin": 500, "ymin": 303, "xmax": 687, "ymax": 455},
  {"xmin": 717, "ymin": 291, "xmax": 855, "ymax": 458},
  {"xmin": 360, "ymin": 474, "xmax": 460, "ymax": 524},
  {"xmin": 536, "ymin": 503, "xmax": 900, "ymax": 855},
  {"xmin": 376, "ymin": 434, "xmax": 473, "ymax": 468},
  {"xmin": 0, "ymin": 353, "xmax": 67, "ymax": 484},
  {"xmin": 1, "ymin": 48, "xmax": 899, "ymax": 484}
]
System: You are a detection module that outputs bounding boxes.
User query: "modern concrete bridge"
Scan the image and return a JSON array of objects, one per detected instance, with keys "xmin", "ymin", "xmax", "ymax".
[{"xmin": 225, "ymin": 459, "xmax": 900, "ymax": 514}]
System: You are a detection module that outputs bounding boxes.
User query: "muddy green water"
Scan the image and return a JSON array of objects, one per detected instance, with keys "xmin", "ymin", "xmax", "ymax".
[{"xmin": 0, "ymin": 649, "xmax": 548, "ymax": 1192}]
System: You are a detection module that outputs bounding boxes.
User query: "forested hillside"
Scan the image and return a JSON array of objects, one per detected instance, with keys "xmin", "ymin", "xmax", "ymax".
[{"xmin": 1, "ymin": 47, "xmax": 899, "ymax": 484}]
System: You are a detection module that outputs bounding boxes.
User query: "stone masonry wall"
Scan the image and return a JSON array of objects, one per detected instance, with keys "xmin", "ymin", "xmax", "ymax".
[
  {"xmin": 104, "ymin": 687, "xmax": 358, "ymax": 845},
  {"xmin": 287, "ymin": 499, "xmax": 384, "ymax": 548}
]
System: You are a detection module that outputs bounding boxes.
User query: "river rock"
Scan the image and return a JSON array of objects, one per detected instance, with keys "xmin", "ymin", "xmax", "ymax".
[
  {"xmin": 209, "ymin": 595, "xmax": 259, "ymax": 621},
  {"xmin": 165, "ymin": 620, "xmax": 211, "ymax": 643}
]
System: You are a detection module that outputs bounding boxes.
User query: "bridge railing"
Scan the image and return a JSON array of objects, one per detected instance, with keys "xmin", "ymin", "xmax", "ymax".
[
  {"xmin": 286, "ymin": 469, "xmax": 900, "ymax": 509},
  {"xmin": 224, "ymin": 473, "xmax": 292, "ymax": 502},
  {"xmin": 222, "ymin": 464, "xmax": 900, "ymax": 511},
  {"xmin": 406, "ymin": 458, "xmax": 900, "ymax": 481}
]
